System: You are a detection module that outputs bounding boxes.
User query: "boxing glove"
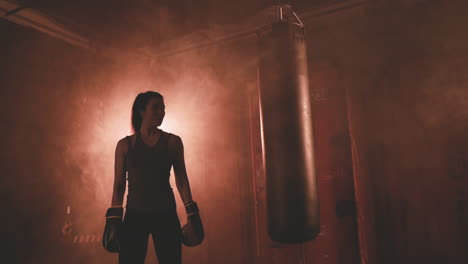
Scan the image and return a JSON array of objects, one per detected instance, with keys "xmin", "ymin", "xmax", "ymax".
[
  {"xmin": 102, "ymin": 207, "xmax": 123, "ymax": 253},
  {"xmin": 182, "ymin": 201, "xmax": 204, "ymax": 247}
]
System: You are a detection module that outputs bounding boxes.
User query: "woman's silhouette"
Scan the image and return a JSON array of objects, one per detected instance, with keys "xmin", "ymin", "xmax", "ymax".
[{"xmin": 105, "ymin": 91, "xmax": 200, "ymax": 264}]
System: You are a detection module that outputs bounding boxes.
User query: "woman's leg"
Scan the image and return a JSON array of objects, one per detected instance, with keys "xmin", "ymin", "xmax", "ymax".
[
  {"xmin": 119, "ymin": 210, "xmax": 150, "ymax": 264},
  {"xmin": 151, "ymin": 208, "xmax": 182, "ymax": 264}
]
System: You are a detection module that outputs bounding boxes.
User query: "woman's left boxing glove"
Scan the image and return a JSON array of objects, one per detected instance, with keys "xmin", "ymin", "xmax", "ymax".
[
  {"xmin": 182, "ymin": 201, "xmax": 204, "ymax": 247},
  {"xmin": 102, "ymin": 207, "xmax": 123, "ymax": 253}
]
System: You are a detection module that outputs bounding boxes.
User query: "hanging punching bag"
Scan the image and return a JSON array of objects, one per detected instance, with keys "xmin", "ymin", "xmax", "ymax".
[{"xmin": 257, "ymin": 10, "xmax": 320, "ymax": 244}]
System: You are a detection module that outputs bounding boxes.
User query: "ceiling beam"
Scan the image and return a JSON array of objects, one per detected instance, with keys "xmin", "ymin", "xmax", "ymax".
[
  {"xmin": 0, "ymin": 0, "xmax": 91, "ymax": 50},
  {"xmin": 151, "ymin": 0, "xmax": 372, "ymax": 58}
]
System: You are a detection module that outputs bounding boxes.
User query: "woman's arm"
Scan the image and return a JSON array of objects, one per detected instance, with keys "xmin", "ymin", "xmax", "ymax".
[
  {"xmin": 171, "ymin": 135, "xmax": 193, "ymax": 204},
  {"xmin": 111, "ymin": 138, "xmax": 128, "ymax": 207}
]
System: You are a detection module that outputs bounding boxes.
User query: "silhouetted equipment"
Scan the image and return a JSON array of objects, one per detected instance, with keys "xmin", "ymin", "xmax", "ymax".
[{"xmin": 257, "ymin": 4, "xmax": 320, "ymax": 243}]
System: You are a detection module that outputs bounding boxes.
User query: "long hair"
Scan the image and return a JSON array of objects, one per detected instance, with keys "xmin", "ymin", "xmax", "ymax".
[{"xmin": 131, "ymin": 91, "xmax": 164, "ymax": 133}]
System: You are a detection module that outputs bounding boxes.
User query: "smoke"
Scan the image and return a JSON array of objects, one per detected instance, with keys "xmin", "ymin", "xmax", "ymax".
[
  {"xmin": 57, "ymin": 17, "xmax": 258, "ymax": 264},
  {"xmin": 0, "ymin": 1, "xmax": 272, "ymax": 261},
  {"xmin": 412, "ymin": 59, "xmax": 468, "ymax": 130}
]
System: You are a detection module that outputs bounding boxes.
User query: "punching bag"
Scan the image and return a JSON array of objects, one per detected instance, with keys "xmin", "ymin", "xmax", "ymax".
[{"xmin": 257, "ymin": 17, "xmax": 320, "ymax": 243}]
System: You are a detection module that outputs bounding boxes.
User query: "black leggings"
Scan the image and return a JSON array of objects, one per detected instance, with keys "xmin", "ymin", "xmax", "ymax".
[{"xmin": 119, "ymin": 207, "xmax": 182, "ymax": 264}]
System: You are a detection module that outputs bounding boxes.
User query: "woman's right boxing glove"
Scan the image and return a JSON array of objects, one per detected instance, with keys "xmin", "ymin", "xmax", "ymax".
[{"xmin": 102, "ymin": 207, "xmax": 123, "ymax": 253}]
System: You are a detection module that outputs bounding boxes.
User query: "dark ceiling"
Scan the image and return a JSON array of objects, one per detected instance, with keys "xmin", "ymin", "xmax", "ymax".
[{"xmin": 10, "ymin": 0, "xmax": 339, "ymax": 52}]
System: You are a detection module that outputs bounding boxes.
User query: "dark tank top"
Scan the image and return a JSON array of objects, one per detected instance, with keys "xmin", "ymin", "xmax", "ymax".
[{"xmin": 125, "ymin": 130, "xmax": 176, "ymax": 212}]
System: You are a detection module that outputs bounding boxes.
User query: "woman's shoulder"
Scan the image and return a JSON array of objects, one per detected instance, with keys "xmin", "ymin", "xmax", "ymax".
[
  {"xmin": 165, "ymin": 131, "xmax": 181, "ymax": 142},
  {"xmin": 116, "ymin": 134, "xmax": 136, "ymax": 152},
  {"xmin": 165, "ymin": 131, "xmax": 182, "ymax": 152}
]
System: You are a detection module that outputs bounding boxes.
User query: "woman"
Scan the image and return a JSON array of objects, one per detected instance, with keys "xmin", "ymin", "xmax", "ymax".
[{"xmin": 104, "ymin": 91, "xmax": 202, "ymax": 264}]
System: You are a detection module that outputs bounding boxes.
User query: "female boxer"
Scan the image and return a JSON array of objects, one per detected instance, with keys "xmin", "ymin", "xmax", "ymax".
[{"xmin": 103, "ymin": 91, "xmax": 203, "ymax": 264}]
